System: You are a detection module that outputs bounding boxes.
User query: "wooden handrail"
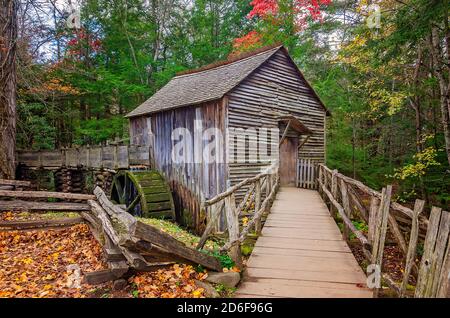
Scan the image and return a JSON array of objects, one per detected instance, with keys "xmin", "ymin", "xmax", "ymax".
[
  {"xmin": 203, "ymin": 162, "xmax": 278, "ymax": 206},
  {"xmin": 317, "ymin": 164, "xmax": 428, "ymax": 226},
  {"xmin": 221, "ymin": 173, "xmax": 279, "ymax": 251},
  {"xmin": 318, "ymin": 179, "xmax": 371, "ymax": 249},
  {"xmin": 316, "ymin": 164, "xmax": 450, "ymax": 298},
  {"xmin": 198, "ymin": 162, "xmax": 280, "ymax": 268}
]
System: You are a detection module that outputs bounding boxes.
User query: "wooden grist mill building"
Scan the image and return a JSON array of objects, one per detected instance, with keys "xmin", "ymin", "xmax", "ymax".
[{"xmin": 126, "ymin": 46, "xmax": 329, "ymax": 232}]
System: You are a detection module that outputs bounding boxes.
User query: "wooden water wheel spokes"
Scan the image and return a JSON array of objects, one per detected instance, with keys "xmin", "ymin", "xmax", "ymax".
[
  {"xmin": 111, "ymin": 173, "xmax": 127, "ymax": 205},
  {"xmin": 110, "ymin": 170, "xmax": 175, "ymax": 219}
]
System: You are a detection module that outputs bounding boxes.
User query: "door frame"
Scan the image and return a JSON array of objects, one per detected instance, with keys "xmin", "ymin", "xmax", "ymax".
[
  {"xmin": 279, "ymin": 136, "xmax": 299, "ymax": 187},
  {"xmin": 277, "ymin": 115, "xmax": 313, "ymax": 188}
]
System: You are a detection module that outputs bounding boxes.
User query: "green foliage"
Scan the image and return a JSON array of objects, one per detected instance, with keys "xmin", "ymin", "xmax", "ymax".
[
  {"xmin": 75, "ymin": 116, "xmax": 128, "ymax": 145},
  {"xmin": 16, "ymin": 0, "xmax": 449, "ymax": 209},
  {"xmin": 240, "ymin": 244, "xmax": 253, "ymax": 256},
  {"xmin": 195, "ymin": 265, "xmax": 205, "ymax": 273},
  {"xmin": 352, "ymin": 221, "xmax": 368, "ymax": 234},
  {"xmin": 18, "ymin": 1, "xmax": 248, "ymax": 150},
  {"xmin": 416, "ymin": 242, "xmax": 425, "ymax": 257},
  {"xmin": 17, "ymin": 103, "xmax": 57, "ymax": 150},
  {"xmin": 203, "ymin": 250, "xmax": 235, "ymax": 269},
  {"xmin": 214, "ymin": 283, "xmax": 237, "ymax": 297}
]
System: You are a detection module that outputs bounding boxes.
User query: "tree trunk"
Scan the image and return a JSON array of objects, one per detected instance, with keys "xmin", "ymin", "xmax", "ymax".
[
  {"xmin": 0, "ymin": 0, "xmax": 18, "ymax": 179},
  {"xmin": 430, "ymin": 26, "xmax": 450, "ymax": 166},
  {"xmin": 410, "ymin": 46, "xmax": 428, "ymax": 202}
]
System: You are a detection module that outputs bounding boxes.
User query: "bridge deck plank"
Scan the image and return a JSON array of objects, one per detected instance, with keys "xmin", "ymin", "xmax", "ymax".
[{"xmin": 236, "ymin": 187, "xmax": 373, "ymax": 298}]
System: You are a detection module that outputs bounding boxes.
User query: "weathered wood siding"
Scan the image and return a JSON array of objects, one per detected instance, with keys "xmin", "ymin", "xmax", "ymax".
[
  {"xmin": 226, "ymin": 49, "xmax": 326, "ymax": 188},
  {"xmin": 130, "ymin": 116, "xmax": 152, "ymax": 146},
  {"xmin": 130, "ymin": 101, "xmax": 227, "ymax": 233},
  {"xmin": 129, "ymin": 49, "xmax": 326, "ymax": 229}
]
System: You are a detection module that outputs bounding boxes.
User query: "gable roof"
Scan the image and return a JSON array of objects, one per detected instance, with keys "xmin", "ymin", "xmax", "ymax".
[{"xmin": 126, "ymin": 46, "xmax": 329, "ymax": 118}]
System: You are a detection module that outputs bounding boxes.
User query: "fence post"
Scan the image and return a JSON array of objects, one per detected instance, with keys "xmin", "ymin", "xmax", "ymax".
[
  {"xmin": 429, "ymin": 211, "xmax": 450, "ymax": 296},
  {"xmin": 437, "ymin": 244, "xmax": 450, "ymax": 298},
  {"xmin": 318, "ymin": 165, "xmax": 323, "ymax": 196},
  {"xmin": 415, "ymin": 207, "xmax": 441, "ymax": 297},
  {"xmin": 254, "ymin": 180, "xmax": 262, "ymax": 235},
  {"xmin": 340, "ymin": 179, "xmax": 351, "ymax": 241},
  {"xmin": 225, "ymin": 193, "xmax": 242, "ymax": 269},
  {"xmin": 368, "ymin": 197, "xmax": 380, "ymax": 245},
  {"xmin": 371, "ymin": 185, "xmax": 392, "ymax": 298},
  {"xmin": 331, "ymin": 170, "xmax": 338, "ymax": 218},
  {"xmin": 415, "ymin": 207, "xmax": 450, "ymax": 298},
  {"xmin": 265, "ymin": 175, "xmax": 272, "ymax": 197},
  {"xmin": 400, "ymin": 199, "xmax": 424, "ymax": 297}
]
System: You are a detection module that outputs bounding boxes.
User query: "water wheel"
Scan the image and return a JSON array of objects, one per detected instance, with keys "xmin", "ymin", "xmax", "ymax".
[{"xmin": 110, "ymin": 170, "xmax": 175, "ymax": 219}]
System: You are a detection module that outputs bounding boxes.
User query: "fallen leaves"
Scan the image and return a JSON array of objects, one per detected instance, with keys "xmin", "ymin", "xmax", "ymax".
[
  {"xmin": 0, "ymin": 224, "xmax": 107, "ymax": 298},
  {"xmin": 0, "ymin": 216, "xmax": 217, "ymax": 299},
  {"xmin": 130, "ymin": 264, "xmax": 207, "ymax": 298},
  {"xmin": 1, "ymin": 212, "xmax": 14, "ymax": 221},
  {"xmin": 223, "ymin": 266, "xmax": 241, "ymax": 273}
]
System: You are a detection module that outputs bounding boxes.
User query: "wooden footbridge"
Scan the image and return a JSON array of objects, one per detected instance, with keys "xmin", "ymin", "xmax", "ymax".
[
  {"xmin": 236, "ymin": 188, "xmax": 372, "ymax": 298},
  {"xmin": 199, "ymin": 163, "xmax": 449, "ymax": 298}
]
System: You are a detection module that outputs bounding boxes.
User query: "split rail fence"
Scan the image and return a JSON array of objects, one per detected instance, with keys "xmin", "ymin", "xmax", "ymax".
[
  {"xmin": 318, "ymin": 164, "xmax": 449, "ymax": 298},
  {"xmin": 0, "ymin": 185, "xmax": 222, "ymax": 286}
]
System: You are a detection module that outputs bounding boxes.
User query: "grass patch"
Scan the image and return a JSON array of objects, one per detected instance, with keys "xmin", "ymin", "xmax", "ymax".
[
  {"xmin": 137, "ymin": 217, "xmax": 222, "ymax": 251},
  {"xmin": 202, "ymin": 250, "xmax": 235, "ymax": 269}
]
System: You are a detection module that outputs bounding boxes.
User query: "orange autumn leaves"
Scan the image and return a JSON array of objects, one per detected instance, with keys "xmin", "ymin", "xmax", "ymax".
[
  {"xmin": 130, "ymin": 264, "xmax": 208, "ymax": 298},
  {"xmin": 28, "ymin": 78, "xmax": 80, "ymax": 97},
  {"xmin": 0, "ymin": 224, "xmax": 106, "ymax": 298},
  {"xmin": 0, "ymin": 219, "xmax": 215, "ymax": 298}
]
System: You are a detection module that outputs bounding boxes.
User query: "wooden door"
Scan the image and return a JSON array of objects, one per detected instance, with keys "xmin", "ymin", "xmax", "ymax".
[{"xmin": 279, "ymin": 137, "xmax": 298, "ymax": 187}]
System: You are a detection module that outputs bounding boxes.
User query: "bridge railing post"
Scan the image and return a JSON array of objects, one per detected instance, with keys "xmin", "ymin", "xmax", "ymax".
[
  {"xmin": 254, "ymin": 179, "xmax": 262, "ymax": 235},
  {"xmin": 331, "ymin": 170, "xmax": 338, "ymax": 218},
  {"xmin": 225, "ymin": 193, "xmax": 243, "ymax": 269}
]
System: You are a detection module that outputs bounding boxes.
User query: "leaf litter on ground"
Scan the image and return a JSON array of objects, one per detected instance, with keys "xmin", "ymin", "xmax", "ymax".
[{"xmin": 0, "ymin": 212, "xmax": 222, "ymax": 298}]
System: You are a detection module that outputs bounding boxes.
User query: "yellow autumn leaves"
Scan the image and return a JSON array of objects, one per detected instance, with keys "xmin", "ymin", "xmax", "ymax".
[{"xmin": 393, "ymin": 147, "xmax": 441, "ymax": 180}]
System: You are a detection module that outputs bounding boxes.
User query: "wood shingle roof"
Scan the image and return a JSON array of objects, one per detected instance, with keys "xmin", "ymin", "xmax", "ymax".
[
  {"xmin": 126, "ymin": 46, "xmax": 330, "ymax": 118},
  {"xmin": 126, "ymin": 47, "xmax": 281, "ymax": 118}
]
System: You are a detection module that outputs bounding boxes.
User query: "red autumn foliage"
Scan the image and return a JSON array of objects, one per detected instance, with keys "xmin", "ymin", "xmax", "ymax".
[
  {"xmin": 232, "ymin": 30, "xmax": 262, "ymax": 51},
  {"xmin": 248, "ymin": 0, "xmax": 332, "ymax": 21},
  {"xmin": 66, "ymin": 29, "xmax": 102, "ymax": 59},
  {"xmin": 234, "ymin": 0, "xmax": 332, "ymax": 52},
  {"xmin": 248, "ymin": 0, "xmax": 279, "ymax": 19}
]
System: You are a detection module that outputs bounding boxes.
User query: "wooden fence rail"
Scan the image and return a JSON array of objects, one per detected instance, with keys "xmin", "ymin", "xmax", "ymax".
[
  {"xmin": 17, "ymin": 145, "xmax": 151, "ymax": 170},
  {"xmin": 0, "ymin": 186, "xmax": 222, "ymax": 284},
  {"xmin": 318, "ymin": 164, "xmax": 449, "ymax": 298},
  {"xmin": 0, "ymin": 179, "xmax": 31, "ymax": 191},
  {"xmin": 198, "ymin": 162, "xmax": 280, "ymax": 268}
]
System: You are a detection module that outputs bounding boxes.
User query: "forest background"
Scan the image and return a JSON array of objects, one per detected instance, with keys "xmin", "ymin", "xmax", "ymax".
[{"xmin": 11, "ymin": 0, "xmax": 450, "ymax": 207}]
